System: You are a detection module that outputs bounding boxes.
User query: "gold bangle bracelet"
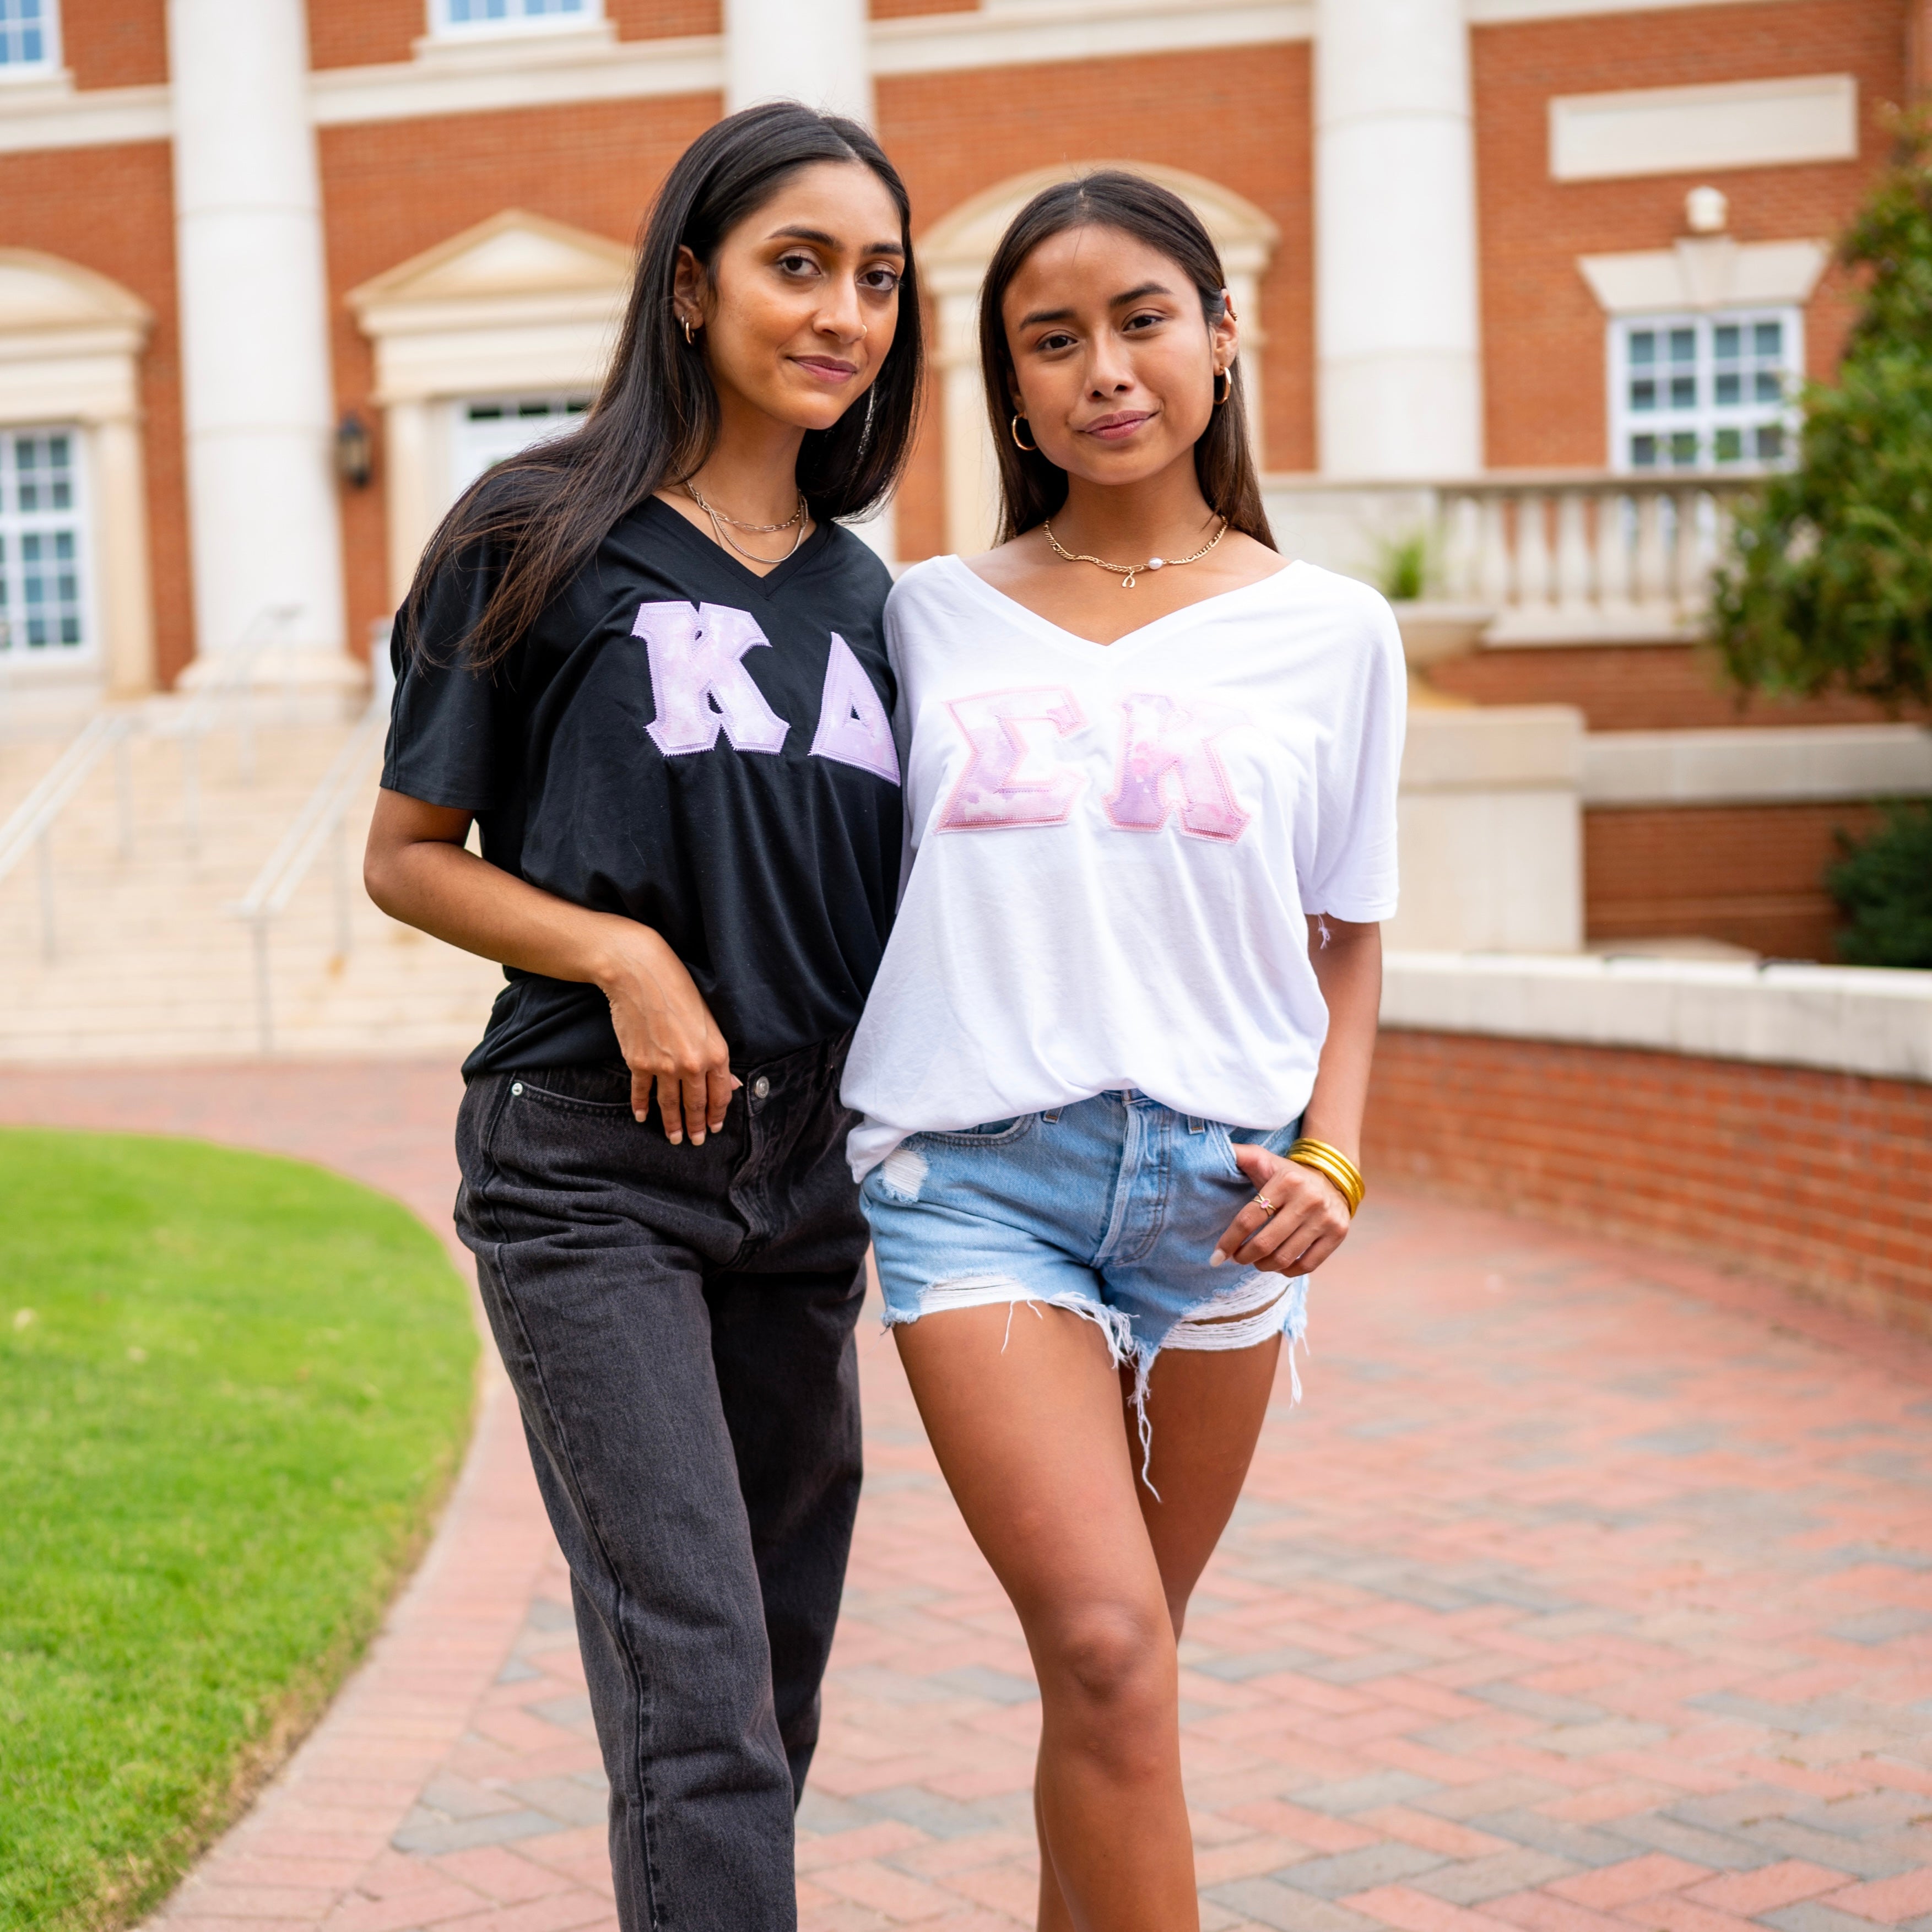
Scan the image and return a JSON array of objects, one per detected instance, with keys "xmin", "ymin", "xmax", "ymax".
[{"xmin": 1286, "ymin": 1138, "xmax": 1366, "ymax": 1216}]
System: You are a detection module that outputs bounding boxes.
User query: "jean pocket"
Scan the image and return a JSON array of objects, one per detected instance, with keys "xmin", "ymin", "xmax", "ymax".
[
  {"xmin": 914, "ymin": 1115, "xmax": 1036, "ymax": 1148},
  {"xmin": 1207, "ymin": 1117, "xmax": 1304, "ymax": 1184},
  {"xmin": 510, "ymin": 1075, "xmax": 634, "ymax": 1117}
]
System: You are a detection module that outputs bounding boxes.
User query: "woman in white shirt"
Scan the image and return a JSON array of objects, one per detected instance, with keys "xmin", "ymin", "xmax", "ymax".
[{"xmin": 842, "ymin": 172, "xmax": 1403, "ymax": 1930}]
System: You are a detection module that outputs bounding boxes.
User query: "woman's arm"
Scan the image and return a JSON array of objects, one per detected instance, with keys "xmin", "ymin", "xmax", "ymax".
[
  {"xmin": 364, "ymin": 788, "xmax": 737, "ymax": 1145},
  {"xmin": 1211, "ymin": 914, "xmax": 1382, "ymax": 1274}
]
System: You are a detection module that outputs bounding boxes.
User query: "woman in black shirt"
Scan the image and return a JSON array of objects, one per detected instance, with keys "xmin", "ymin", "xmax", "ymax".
[{"xmin": 364, "ymin": 104, "xmax": 922, "ymax": 1932}]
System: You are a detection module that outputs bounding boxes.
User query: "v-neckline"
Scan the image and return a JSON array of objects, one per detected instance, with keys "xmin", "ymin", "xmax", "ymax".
[
  {"xmin": 642, "ymin": 493, "xmax": 834, "ymax": 601},
  {"xmin": 939, "ymin": 553, "xmax": 1304, "ymax": 655}
]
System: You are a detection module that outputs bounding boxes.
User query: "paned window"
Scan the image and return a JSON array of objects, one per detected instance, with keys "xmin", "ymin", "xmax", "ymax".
[
  {"xmin": 1610, "ymin": 309, "xmax": 1802, "ymax": 473},
  {"xmin": 431, "ymin": 0, "xmax": 594, "ymax": 33},
  {"xmin": 0, "ymin": 0, "xmax": 57, "ymax": 72},
  {"xmin": 0, "ymin": 427, "xmax": 90, "ymax": 659},
  {"xmin": 450, "ymin": 394, "xmax": 592, "ymax": 500}
]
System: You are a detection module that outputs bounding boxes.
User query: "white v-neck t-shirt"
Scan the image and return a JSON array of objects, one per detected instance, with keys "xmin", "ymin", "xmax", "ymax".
[{"xmin": 841, "ymin": 554, "xmax": 1406, "ymax": 1178}]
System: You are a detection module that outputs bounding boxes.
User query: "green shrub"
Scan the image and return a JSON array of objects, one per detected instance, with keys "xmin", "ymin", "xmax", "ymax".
[
  {"xmin": 1711, "ymin": 108, "xmax": 1932, "ymax": 707},
  {"xmin": 1826, "ymin": 800, "xmax": 1932, "ymax": 967},
  {"xmin": 1376, "ymin": 529, "xmax": 1431, "ymax": 603}
]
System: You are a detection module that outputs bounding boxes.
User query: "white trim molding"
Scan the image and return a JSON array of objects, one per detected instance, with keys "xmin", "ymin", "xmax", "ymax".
[
  {"xmin": 873, "ymin": 0, "xmax": 1309, "ymax": 78},
  {"xmin": 1582, "ymin": 725, "xmax": 1932, "ymax": 809},
  {"xmin": 1551, "ymin": 74, "xmax": 1859, "ymax": 183},
  {"xmin": 349, "ymin": 208, "xmax": 631, "ymax": 604},
  {"xmin": 0, "ymin": 250, "xmax": 154, "ymax": 694},
  {"xmin": 0, "ymin": 77, "xmax": 168, "ymax": 154},
  {"xmin": 1382, "ymin": 951, "xmax": 1932, "ymax": 1085},
  {"xmin": 1579, "ymin": 236, "xmax": 1828, "ymax": 315}
]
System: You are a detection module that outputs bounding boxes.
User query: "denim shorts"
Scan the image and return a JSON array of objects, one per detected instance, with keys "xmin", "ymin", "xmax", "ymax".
[{"xmin": 861, "ymin": 1091, "xmax": 1310, "ymax": 1482}]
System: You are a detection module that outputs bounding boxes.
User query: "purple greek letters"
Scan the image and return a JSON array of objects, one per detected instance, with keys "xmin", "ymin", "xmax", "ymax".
[{"xmin": 634, "ymin": 602, "xmax": 789, "ymax": 756}]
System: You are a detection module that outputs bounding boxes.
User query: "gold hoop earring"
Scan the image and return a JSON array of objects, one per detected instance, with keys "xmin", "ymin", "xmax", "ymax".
[
  {"xmin": 1214, "ymin": 368, "xmax": 1233, "ymax": 407},
  {"xmin": 1010, "ymin": 413, "xmax": 1038, "ymax": 452},
  {"xmin": 682, "ymin": 313, "xmax": 697, "ymax": 346}
]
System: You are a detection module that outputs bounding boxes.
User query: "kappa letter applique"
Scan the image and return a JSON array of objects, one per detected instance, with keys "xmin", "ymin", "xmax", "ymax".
[{"xmin": 634, "ymin": 601, "xmax": 791, "ymax": 756}]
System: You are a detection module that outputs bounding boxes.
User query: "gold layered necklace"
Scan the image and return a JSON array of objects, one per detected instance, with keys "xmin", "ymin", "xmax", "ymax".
[
  {"xmin": 681, "ymin": 479, "xmax": 810, "ymax": 566},
  {"xmin": 1042, "ymin": 513, "xmax": 1229, "ymax": 589}
]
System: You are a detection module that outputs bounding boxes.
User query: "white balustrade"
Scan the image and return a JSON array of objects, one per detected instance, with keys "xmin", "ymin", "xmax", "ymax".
[{"xmin": 1263, "ymin": 470, "xmax": 1753, "ymax": 646}]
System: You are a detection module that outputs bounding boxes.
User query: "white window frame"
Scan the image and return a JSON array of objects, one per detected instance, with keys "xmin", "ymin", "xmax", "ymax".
[
  {"xmin": 0, "ymin": 0, "xmax": 61, "ymax": 80},
  {"xmin": 448, "ymin": 393, "xmax": 593, "ymax": 502},
  {"xmin": 1609, "ymin": 306, "xmax": 1803, "ymax": 475},
  {"xmin": 426, "ymin": 0, "xmax": 602, "ymax": 41},
  {"xmin": 0, "ymin": 421, "xmax": 96, "ymax": 667}
]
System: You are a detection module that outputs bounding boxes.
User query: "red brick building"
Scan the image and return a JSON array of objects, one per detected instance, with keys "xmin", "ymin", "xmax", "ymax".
[{"xmin": 0, "ymin": 0, "xmax": 1925, "ymax": 955}]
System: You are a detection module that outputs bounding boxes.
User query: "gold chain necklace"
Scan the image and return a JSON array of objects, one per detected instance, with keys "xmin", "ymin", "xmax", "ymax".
[
  {"xmin": 682, "ymin": 480, "xmax": 810, "ymax": 565},
  {"xmin": 1042, "ymin": 514, "xmax": 1229, "ymax": 589}
]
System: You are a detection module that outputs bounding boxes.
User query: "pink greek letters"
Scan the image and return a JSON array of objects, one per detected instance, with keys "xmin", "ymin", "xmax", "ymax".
[
  {"xmin": 1105, "ymin": 692, "xmax": 1251, "ymax": 842},
  {"xmin": 810, "ymin": 633, "xmax": 900, "ymax": 783},
  {"xmin": 938, "ymin": 688, "xmax": 1086, "ymax": 830},
  {"xmin": 634, "ymin": 601, "xmax": 790, "ymax": 756}
]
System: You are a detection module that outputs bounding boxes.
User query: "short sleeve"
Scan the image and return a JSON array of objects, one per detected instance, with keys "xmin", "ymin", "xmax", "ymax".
[
  {"xmin": 1305, "ymin": 587, "xmax": 1406, "ymax": 922},
  {"xmin": 379, "ymin": 536, "xmax": 516, "ymax": 811}
]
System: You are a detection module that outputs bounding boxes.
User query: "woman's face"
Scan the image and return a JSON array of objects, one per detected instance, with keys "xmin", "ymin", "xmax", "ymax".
[
  {"xmin": 678, "ymin": 160, "xmax": 906, "ymax": 434},
  {"xmin": 1002, "ymin": 223, "xmax": 1238, "ymax": 490}
]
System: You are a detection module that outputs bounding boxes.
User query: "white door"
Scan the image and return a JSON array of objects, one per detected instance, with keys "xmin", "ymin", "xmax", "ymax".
[{"xmin": 449, "ymin": 394, "xmax": 592, "ymax": 500}]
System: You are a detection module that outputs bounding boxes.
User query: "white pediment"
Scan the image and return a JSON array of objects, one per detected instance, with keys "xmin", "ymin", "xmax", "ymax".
[
  {"xmin": 0, "ymin": 249, "xmax": 151, "ymax": 340},
  {"xmin": 349, "ymin": 209, "xmax": 632, "ymax": 327},
  {"xmin": 1578, "ymin": 237, "xmax": 1829, "ymax": 316}
]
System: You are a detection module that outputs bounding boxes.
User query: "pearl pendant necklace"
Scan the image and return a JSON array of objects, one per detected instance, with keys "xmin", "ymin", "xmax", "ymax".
[{"xmin": 1042, "ymin": 515, "xmax": 1230, "ymax": 588}]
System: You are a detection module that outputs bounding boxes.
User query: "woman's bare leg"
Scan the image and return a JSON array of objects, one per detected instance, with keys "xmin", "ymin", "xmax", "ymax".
[
  {"xmin": 894, "ymin": 1303, "xmax": 1197, "ymax": 1931},
  {"xmin": 1032, "ymin": 1318, "xmax": 1287, "ymax": 1928}
]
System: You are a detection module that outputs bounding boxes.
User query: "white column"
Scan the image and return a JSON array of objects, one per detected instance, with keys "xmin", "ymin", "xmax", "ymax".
[
  {"xmin": 724, "ymin": 0, "xmax": 871, "ymax": 125},
  {"xmin": 1315, "ymin": 0, "xmax": 1484, "ymax": 478},
  {"xmin": 91, "ymin": 414, "xmax": 157, "ymax": 697},
  {"xmin": 169, "ymin": 0, "xmax": 347, "ymax": 661}
]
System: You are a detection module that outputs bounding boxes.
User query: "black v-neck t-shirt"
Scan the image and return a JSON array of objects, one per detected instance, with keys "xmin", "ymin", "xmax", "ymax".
[{"xmin": 381, "ymin": 497, "xmax": 903, "ymax": 1076}]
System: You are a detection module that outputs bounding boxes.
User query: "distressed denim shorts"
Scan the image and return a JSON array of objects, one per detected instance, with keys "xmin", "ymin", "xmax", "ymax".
[{"xmin": 861, "ymin": 1090, "xmax": 1310, "ymax": 1479}]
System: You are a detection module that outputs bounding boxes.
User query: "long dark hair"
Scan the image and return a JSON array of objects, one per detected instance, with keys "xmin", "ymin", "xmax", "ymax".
[
  {"xmin": 978, "ymin": 171, "xmax": 1273, "ymax": 549},
  {"xmin": 404, "ymin": 102, "xmax": 924, "ymax": 668}
]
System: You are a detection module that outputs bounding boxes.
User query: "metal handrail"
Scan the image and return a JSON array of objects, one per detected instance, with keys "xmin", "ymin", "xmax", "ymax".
[
  {"xmin": 0, "ymin": 604, "xmax": 304, "ymax": 957},
  {"xmin": 0, "ymin": 712, "xmax": 138, "ymax": 958},
  {"xmin": 227, "ymin": 695, "xmax": 388, "ymax": 1055}
]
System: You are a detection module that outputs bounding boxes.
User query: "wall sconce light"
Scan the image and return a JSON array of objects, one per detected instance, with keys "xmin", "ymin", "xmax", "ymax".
[{"xmin": 335, "ymin": 408, "xmax": 374, "ymax": 489}]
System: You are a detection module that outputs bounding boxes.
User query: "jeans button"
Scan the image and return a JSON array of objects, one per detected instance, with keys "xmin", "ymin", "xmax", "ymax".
[
  {"xmin": 511, "ymin": 1081, "xmax": 523, "ymax": 1095},
  {"xmin": 751, "ymin": 1075, "xmax": 770, "ymax": 1100}
]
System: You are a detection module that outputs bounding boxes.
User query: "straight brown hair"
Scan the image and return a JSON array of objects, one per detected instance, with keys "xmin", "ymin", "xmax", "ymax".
[
  {"xmin": 977, "ymin": 171, "xmax": 1274, "ymax": 550},
  {"xmin": 403, "ymin": 101, "xmax": 924, "ymax": 669}
]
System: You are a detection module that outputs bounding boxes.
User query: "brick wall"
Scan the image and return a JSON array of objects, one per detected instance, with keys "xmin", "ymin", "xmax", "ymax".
[
  {"xmin": 879, "ymin": 43, "xmax": 1314, "ymax": 561},
  {"xmin": 1425, "ymin": 645, "xmax": 1931, "ymax": 730},
  {"xmin": 1364, "ymin": 1029, "xmax": 1932, "ymax": 1329},
  {"xmin": 1472, "ymin": 0, "xmax": 1907, "ymax": 468},
  {"xmin": 309, "ymin": 0, "xmax": 722, "ymax": 69},
  {"xmin": 65, "ymin": 0, "xmax": 167, "ymax": 89},
  {"xmin": 1584, "ymin": 799, "xmax": 1884, "ymax": 959}
]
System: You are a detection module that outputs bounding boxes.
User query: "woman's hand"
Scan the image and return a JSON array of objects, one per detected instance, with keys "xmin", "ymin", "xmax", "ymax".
[
  {"xmin": 1211, "ymin": 1141, "xmax": 1351, "ymax": 1276},
  {"xmin": 365, "ymin": 789, "xmax": 739, "ymax": 1147},
  {"xmin": 595, "ymin": 925, "xmax": 740, "ymax": 1145}
]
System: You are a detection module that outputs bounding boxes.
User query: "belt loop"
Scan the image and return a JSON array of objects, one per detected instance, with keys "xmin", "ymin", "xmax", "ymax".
[{"xmin": 1187, "ymin": 1116, "xmax": 1206, "ymax": 1134}]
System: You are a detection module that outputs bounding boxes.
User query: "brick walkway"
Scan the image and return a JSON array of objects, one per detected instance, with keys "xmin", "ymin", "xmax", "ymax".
[{"xmin": 4, "ymin": 1064, "xmax": 1931, "ymax": 1932}]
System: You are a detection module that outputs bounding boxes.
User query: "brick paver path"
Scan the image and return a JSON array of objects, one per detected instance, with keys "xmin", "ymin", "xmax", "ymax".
[{"xmin": 4, "ymin": 1064, "xmax": 1931, "ymax": 1932}]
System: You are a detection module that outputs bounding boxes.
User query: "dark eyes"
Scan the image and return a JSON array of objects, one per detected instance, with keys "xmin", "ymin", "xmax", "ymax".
[
  {"xmin": 775, "ymin": 252, "xmax": 901, "ymax": 295},
  {"xmin": 859, "ymin": 266, "xmax": 902, "ymax": 294},
  {"xmin": 1032, "ymin": 311, "xmax": 1166, "ymax": 354}
]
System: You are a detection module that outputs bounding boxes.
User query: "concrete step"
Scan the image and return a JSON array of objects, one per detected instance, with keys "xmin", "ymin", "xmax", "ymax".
[{"xmin": 0, "ymin": 715, "xmax": 501, "ymax": 1063}]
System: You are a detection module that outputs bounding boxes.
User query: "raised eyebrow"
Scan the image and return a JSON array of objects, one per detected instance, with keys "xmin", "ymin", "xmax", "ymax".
[{"xmin": 768, "ymin": 224, "xmax": 906, "ymax": 258}]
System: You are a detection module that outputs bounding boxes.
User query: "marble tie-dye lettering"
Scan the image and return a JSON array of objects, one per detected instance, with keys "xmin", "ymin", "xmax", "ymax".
[
  {"xmin": 810, "ymin": 632, "xmax": 900, "ymax": 783},
  {"xmin": 634, "ymin": 600, "xmax": 790, "ymax": 756},
  {"xmin": 1103, "ymin": 691, "xmax": 1251, "ymax": 842},
  {"xmin": 937, "ymin": 688, "xmax": 1086, "ymax": 830}
]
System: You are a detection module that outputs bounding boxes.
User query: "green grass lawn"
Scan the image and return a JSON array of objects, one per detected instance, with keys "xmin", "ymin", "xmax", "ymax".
[{"xmin": 0, "ymin": 1128, "xmax": 478, "ymax": 1932}]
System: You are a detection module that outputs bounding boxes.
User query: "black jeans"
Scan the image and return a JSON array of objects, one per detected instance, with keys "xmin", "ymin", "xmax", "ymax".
[{"xmin": 454, "ymin": 1031, "xmax": 867, "ymax": 1932}]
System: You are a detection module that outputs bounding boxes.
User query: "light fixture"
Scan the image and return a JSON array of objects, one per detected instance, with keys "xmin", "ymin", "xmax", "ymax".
[
  {"xmin": 335, "ymin": 408, "xmax": 374, "ymax": 489},
  {"xmin": 1685, "ymin": 186, "xmax": 1729, "ymax": 235}
]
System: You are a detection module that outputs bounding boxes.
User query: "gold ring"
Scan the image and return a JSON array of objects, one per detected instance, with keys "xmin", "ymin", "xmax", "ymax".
[{"xmin": 1252, "ymin": 1194, "xmax": 1275, "ymax": 1216}]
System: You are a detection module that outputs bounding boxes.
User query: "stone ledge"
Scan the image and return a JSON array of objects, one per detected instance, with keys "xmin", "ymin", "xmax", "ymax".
[{"xmin": 1382, "ymin": 950, "xmax": 1932, "ymax": 1084}]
